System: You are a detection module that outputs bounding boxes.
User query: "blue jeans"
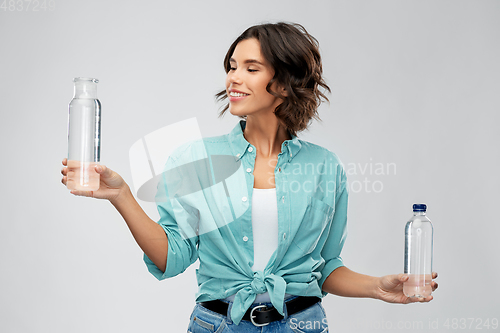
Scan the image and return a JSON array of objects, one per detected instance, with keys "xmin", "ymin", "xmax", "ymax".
[{"xmin": 187, "ymin": 296, "xmax": 328, "ymax": 332}]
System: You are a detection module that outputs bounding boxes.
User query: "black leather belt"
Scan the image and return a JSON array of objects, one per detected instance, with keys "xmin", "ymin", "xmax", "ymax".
[{"xmin": 199, "ymin": 296, "xmax": 321, "ymax": 326}]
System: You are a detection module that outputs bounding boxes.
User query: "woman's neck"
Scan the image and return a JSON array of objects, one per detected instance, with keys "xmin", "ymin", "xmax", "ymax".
[{"xmin": 243, "ymin": 115, "xmax": 291, "ymax": 158}]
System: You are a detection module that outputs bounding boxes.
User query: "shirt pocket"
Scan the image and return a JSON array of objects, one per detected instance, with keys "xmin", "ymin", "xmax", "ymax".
[{"xmin": 292, "ymin": 195, "xmax": 335, "ymax": 255}]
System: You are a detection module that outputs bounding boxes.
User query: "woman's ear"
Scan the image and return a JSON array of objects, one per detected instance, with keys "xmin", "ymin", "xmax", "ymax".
[
  {"xmin": 280, "ymin": 86, "xmax": 288, "ymax": 97},
  {"xmin": 270, "ymin": 81, "xmax": 288, "ymax": 97}
]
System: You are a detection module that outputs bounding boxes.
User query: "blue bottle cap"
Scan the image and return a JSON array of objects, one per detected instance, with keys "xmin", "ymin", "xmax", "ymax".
[{"xmin": 413, "ymin": 204, "xmax": 427, "ymax": 212}]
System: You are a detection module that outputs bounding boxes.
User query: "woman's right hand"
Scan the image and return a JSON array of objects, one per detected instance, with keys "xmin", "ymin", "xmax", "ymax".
[{"xmin": 61, "ymin": 158, "xmax": 129, "ymax": 202}]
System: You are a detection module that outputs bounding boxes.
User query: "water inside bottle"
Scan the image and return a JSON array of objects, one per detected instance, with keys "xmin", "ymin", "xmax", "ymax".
[
  {"xmin": 66, "ymin": 160, "xmax": 100, "ymax": 191},
  {"xmin": 404, "ymin": 212, "xmax": 433, "ymax": 298},
  {"xmin": 403, "ymin": 274, "xmax": 432, "ymax": 298}
]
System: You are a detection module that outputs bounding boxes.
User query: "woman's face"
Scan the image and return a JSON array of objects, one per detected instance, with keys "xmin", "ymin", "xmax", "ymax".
[{"xmin": 225, "ymin": 38, "xmax": 282, "ymax": 118}]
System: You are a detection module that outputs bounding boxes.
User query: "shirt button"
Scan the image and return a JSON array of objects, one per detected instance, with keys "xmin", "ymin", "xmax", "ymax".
[
  {"xmin": 248, "ymin": 147, "xmax": 254, "ymax": 152},
  {"xmin": 246, "ymin": 168, "xmax": 252, "ymax": 173},
  {"xmin": 278, "ymin": 168, "xmax": 281, "ymax": 172},
  {"xmin": 243, "ymin": 236, "xmax": 249, "ymax": 242},
  {"xmin": 242, "ymin": 196, "xmax": 248, "ymax": 202},
  {"xmin": 290, "ymin": 153, "xmax": 292, "ymax": 157}
]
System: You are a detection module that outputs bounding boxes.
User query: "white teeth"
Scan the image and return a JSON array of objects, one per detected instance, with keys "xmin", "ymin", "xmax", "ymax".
[{"xmin": 229, "ymin": 92, "xmax": 249, "ymax": 97}]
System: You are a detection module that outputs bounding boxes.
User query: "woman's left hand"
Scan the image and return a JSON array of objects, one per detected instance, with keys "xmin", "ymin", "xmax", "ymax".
[{"xmin": 375, "ymin": 272, "xmax": 438, "ymax": 304}]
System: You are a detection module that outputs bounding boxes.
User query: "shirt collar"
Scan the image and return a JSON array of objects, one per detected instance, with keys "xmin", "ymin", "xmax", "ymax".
[{"xmin": 228, "ymin": 120, "xmax": 301, "ymax": 162}]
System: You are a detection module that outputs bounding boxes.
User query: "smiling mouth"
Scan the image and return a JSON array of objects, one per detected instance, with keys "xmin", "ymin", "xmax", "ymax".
[{"xmin": 229, "ymin": 91, "xmax": 249, "ymax": 97}]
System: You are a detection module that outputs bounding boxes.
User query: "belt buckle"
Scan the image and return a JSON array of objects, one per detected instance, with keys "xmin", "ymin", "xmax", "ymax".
[{"xmin": 250, "ymin": 305, "xmax": 269, "ymax": 327}]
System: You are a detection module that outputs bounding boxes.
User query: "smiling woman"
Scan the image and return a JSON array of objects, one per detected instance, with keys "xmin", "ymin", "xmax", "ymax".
[
  {"xmin": 61, "ymin": 21, "xmax": 438, "ymax": 333},
  {"xmin": 216, "ymin": 22, "xmax": 331, "ymax": 137},
  {"xmin": 224, "ymin": 38, "xmax": 281, "ymax": 119}
]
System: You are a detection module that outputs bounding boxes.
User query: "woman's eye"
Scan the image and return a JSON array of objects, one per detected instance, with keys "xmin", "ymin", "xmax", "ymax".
[
  {"xmin": 248, "ymin": 69, "xmax": 258, "ymax": 72},
  {"xmin": 229, "ymin": 67, "xmax": 236, "ymax": 71}
]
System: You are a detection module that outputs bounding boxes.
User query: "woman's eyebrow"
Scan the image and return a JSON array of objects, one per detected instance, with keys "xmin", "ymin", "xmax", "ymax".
[{"xmin": 229, "ymin": 58, "xmax": 264, "ymax": 65}]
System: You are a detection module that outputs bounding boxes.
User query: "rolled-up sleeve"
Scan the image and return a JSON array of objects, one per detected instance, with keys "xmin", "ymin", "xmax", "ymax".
[
  {"xmin": 143, "ymin": 154, "xmax": 199, "ymax": 280},
  {"xmin": 318, "ymin": 173, "xmax": 348, "ymax": 295}
]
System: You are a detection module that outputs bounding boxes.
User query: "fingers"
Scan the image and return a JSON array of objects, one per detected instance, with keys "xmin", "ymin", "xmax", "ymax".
[
  {"xmin": 407, "ymin": 294, "xmax": 433, "ymax": 304},
  {"xmin": 420, "ymin": 295, "xmax": 433, "ymax": 302},
  {"xmin": 61, "ymin": 158, "xmax": 68, "ymax": 176},
  {"xmin": 61, "ymin": 159, "xmax": 68, "ymax": 185},
  {"xmin": 431, "ymin": 272, "xmax": 438, "ymax": 291},
  {"xmin": 61, "ymin": 158, "xmax": 68, "ymax": 185}
]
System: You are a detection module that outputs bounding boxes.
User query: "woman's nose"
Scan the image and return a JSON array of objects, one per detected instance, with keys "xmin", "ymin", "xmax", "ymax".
[{"xmin": 228, "ymin": 69, "xmax": 242, "ymax": 84}]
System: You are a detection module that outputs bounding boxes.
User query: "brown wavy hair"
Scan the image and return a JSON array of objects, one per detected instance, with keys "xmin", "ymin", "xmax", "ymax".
[{"xmin": 215, "ymin": 22, "xmax": 331, "ymax": 137}]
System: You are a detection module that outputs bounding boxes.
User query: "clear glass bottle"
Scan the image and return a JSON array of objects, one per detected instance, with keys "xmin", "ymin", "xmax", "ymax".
[
  {"xmin": 403, "ymin": 203, "xmax": 434, "ymax": 298},
  {"xmin": 66, "ymin": 77, "xmax": 101, "ymax": 191}
]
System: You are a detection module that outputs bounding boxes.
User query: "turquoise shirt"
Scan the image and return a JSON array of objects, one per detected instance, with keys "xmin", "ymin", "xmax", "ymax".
[{"xmin": 144, "ymin": 120, "xmax": 348, "ymax": 325}]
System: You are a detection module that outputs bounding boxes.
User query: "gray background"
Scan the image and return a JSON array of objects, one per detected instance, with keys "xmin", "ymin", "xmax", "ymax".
[{"xmin": 1, "ymin": 0, "xmax": 499, "ymax": 332}]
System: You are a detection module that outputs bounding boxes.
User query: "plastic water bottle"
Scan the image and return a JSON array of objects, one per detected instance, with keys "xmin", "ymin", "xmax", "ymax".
[
  {"xmin": 66, "ymin": 77, "xmax": 101, "ymax": 191},
  {"xmin": 403, "ymin": 204, "xmax": 433, "ymax": 298}
]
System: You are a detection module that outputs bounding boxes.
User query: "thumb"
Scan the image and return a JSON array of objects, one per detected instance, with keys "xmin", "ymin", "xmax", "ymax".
[
  {"xmin": 95, "ymin": 164, "xmax": 112, "ymax": 177},
  {"xmin": 397, "ymin": 273, "xmax": 409, "ymax": 283},
  {"xmin": 384, "ymin": 273, "xmax": 407, "ymax": 287}
]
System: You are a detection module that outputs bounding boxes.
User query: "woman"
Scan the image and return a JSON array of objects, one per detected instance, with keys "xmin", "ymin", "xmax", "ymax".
[{"xmin": 62, "ymin": 22, "xmax": 438, "ymax": 332}]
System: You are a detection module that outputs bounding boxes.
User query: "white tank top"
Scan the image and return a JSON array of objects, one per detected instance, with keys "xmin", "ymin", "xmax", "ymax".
[{"xmin": 225, "ymin": 187, "xmax": 292, "ymax": 303}]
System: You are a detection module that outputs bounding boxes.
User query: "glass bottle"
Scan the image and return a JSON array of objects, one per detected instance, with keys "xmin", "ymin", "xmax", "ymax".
[
  {"xmin": 403, "ymin": 203, "xmax": 434, "ymax": 298},
  {"xmin": 66, "ymin": 77, "xmax": 101, "ymax": 191}
]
